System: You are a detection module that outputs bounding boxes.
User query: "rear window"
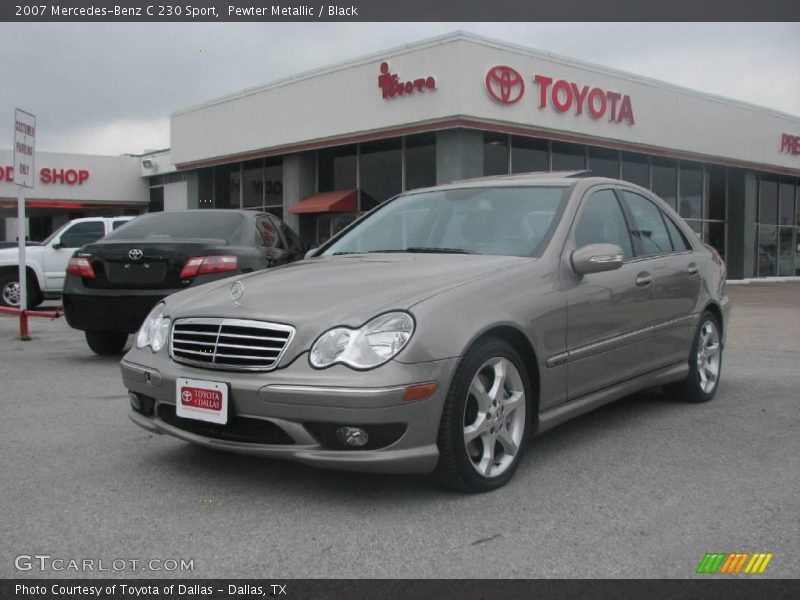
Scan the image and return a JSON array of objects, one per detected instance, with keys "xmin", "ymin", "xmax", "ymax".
[{"xmin": 104, "ymin": 212, "xmax": 244, "ymax": 241}]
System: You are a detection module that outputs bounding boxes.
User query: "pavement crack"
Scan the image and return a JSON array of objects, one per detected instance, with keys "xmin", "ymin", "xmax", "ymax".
[{"xmin": 471, "ymin": 533, "xmax": 502, "ymax": 546}]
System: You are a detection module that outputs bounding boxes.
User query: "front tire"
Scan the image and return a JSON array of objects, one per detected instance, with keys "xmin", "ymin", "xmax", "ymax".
[
  {"xmin": 0, "ymin": 272, "xmax": 43, "ymax": 308},
  {"xmin": 664, "ymin": 311, "xmax": 723, "ymax": 403},
  {"xmin": 85, "ymin": 330, "xmax": 128, "ymax": 356},
  {"xmin": 436, "ymin": 338, "xmax": 532, "ymax": 493}
]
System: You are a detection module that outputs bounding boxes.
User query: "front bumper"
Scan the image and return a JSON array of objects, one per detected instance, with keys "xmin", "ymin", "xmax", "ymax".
[{"xmin": 121, "ymin": 352, "xmax": 460, "ymax": 474}]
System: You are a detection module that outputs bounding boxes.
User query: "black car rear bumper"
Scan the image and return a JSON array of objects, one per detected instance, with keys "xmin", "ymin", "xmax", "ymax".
[{"xmin": 63, "ymin": 291, "xmax": 172, "ymax": 333}]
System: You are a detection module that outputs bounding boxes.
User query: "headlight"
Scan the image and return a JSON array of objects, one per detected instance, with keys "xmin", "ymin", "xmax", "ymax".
[
  {"xmin": 135, "ymin": 302, "xmax": 171, "ymax": 353},
  {"xmin": 309, "ymin": 311, "xmax": 414, "ymax": 370}
]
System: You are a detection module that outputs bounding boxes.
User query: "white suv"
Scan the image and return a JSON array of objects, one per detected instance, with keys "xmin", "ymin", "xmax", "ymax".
[{"xmin": 0, "ymin": 216, "xmax": 134, "ymax": 308}]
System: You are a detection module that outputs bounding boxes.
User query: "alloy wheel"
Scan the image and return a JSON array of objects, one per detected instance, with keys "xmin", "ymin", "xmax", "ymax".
[
  {"xmin": 2, "ymin": 281, "xmax": 21, "ymax": 307},
  {"xmin": 696, "ymin": 320, "xmax": 721, "ymax": 394},
  {"xmin": 462, "ymin": 357, "xmax": 526, "ymax": 478}
]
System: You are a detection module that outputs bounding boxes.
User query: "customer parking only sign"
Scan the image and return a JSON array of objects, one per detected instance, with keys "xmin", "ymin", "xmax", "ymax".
[{"xmin": 13, "ymin": 108, "xmax": 36, "ymax": 188}]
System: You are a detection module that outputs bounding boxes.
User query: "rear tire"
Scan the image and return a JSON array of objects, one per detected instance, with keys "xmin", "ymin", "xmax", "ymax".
[
  {"xmin": 664, "ymin": 311, "xmax": 722, "ymax": 403},
  {"xmin": 435, "ymin": 338, "xmax": 532, "ymax": 493},
  {"xmin": 85, "ymin": 330, "xmax": 128, "ymax": 356}
]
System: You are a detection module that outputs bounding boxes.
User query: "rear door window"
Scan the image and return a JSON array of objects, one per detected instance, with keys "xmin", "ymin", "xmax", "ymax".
[
  {"xmin": 255, "ymin": 217, "xmax": 284, "ymax": 249},
  {"xmin": 620, "ymin": 191, "xmax": 673, "ymax": 256},
  {"xmin": 662, "ymin": 213, "xmax": 692, "ymax": 251}
]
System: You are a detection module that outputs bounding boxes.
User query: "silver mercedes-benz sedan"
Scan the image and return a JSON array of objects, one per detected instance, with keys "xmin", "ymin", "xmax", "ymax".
[{"xmin": 123, "ymin": 171, "xmax": 730, "ymax": 492}]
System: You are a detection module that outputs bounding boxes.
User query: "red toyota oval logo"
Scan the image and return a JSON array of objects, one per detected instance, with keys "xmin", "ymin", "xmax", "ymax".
[{"xmin": 485, "ymin": 65, "xmax": 525, "ymax": 104}]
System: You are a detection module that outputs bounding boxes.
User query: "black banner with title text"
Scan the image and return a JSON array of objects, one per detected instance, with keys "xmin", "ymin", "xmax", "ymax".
[
  {"xmin": 1, "ymin": 0, "xmax": 799, "ymax": 22},
  {"xmin": 3, "ymin": 579, "xmax": 800, "ymax": 600}
]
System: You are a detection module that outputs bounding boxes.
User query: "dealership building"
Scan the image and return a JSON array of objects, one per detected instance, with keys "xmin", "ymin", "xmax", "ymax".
[{"xmin": 2, "ymin": 32, "xmax": 799, "ymax": 278}]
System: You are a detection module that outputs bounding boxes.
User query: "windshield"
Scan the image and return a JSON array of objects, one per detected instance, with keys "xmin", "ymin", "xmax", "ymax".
[
  {"xmin": 322, "ymin": 186, "xmax": 568, "ymax": 258},
  {"xmin": 104, "ymin": 212, "xmax": 244, "ymax": 242}
]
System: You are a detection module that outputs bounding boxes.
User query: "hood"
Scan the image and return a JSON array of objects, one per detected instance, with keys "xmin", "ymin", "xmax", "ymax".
[
  {"xmin": 164, "ymin": 253, "xmax": 530, "ymax": 356},
  {"xmin": 0, "ymin": 245, "xmax": 44, "ymax": 263}
]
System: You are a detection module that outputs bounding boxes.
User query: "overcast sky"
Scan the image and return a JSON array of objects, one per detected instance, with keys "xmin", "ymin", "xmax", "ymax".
[{"xmin": 1, "ymin": 23, "xmax": 798, "ymax": 156}]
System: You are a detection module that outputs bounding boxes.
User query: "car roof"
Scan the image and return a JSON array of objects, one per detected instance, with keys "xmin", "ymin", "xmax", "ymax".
[{"xmin": 411, "ymin": 171, "xmax": 632, "ymax": 192}]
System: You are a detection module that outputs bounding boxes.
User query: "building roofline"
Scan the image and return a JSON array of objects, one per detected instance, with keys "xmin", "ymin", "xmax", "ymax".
[{"xmin": 172, "ymin": 29, "xmax": 800, "ymax": 122}]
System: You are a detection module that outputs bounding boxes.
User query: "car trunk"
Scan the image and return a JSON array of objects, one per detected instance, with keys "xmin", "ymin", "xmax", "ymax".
[{"xmin": 82, "ymin": 240, "xmax": 227, "ymax": 290}]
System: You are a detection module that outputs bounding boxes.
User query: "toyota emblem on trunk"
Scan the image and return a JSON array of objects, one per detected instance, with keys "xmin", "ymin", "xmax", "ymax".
[
  {"xmin": 128, "ymin": 248, "xmax": 144, "ymax": 261},
  {"xmin": 230, "ymin": 280, "xmax": 244, "ymax": 304}
]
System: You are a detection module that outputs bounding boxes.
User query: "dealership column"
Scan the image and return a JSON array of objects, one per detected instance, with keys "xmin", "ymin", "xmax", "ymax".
[
  {"xmin": 726, "ymin": 169, "xmax": 758, "ymax": 279},
  {"xmin": 435, "ymin": 130, "xmax": 483, "ymax": 184},
  {"xmin": 282, "ymin": 152, "xmax": 316, "ymax": 234}
]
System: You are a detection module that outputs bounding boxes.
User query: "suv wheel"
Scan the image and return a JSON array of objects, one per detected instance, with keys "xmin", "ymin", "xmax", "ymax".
[
  {"xmin": 85, "ymin": 331, "xmax": 128, "ymax": 356},
  {"xmin": 0, "ymin": 272, "xmax": 43, "ymax": 308},
  {"xmin": 665, "ymin": 311, "xmax": 723, "ymax": 403},
  {"xmin": 436, "ymin": 338, "xmax": 531, "ymax": 493}
]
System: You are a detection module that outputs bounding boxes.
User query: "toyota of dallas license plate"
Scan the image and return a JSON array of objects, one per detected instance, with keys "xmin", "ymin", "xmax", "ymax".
[{"xmin": 175, "ymin": 377, "xmax": 229, "ymax": 425}]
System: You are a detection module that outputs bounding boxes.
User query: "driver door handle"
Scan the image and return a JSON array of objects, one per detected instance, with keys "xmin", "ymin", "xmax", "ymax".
[
  {"xmin": 635, "ymin": 272, "xmax": 652, "ymax": 287},
  {"xmin": 687, "ymin": 263, "xmax": 699, "ymax": 275}
]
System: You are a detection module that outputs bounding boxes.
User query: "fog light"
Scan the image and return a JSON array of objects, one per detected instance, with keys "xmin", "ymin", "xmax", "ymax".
[
  {"xmin": 129, "ymin": 391, "xmax": 155, "ymax": 416},
  {"xmin": 335, "ymin": 426, "xmax": 369, "ymax": 448}
]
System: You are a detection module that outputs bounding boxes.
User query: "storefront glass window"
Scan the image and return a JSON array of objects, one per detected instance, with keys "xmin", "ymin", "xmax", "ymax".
[
  {"xmin": 652, "ymin": 158, "xmax": 677, "ymax": 210},
  {"xmin": 483, "ymin": 132, "xmax": 509, "ymax": 176},
  {"xmin": 197, "ymin": 168, "xmax": 214, "ymax": 209},
  {"xmin": 587, "ymin": 147, "xmax": 619, "ymax": 179},
  {"xmin": 679, "ymin": 161, "xmax": 703, "ymax": 220},
  {"xmin": 214, "ymin": 163, "xmax": 240, "ymax": 209},
  {"xmin": 405, "ymin": 133, "xmax": 436, "ymax": 190},
  {"xmin": 778, "ymin": 179, "xmax": 795, "ymax": 226},
  {"xmin": 264, "ymin": 158, "xmax": 283, "ymax": 213},
  {"xmin": 778, "ymin": 227, "xmax": 795, "ymax": 276},
  {"xmin": 620, "ymin": 152, "xmax": 649, "ymax": 189},
  {"xmin": 318, "ymin": 145, "xmax": 357, "ymax": 193},
  {"xmin": 706, "ymin": 165, "xmax": 726, "ymax": 221},
  {"xmin": 511, "ymin": 136, "xmax": 548, "ymax": 174},
  {"xmin": 551, "ymin": 141, "xmax": 585, "ymax": 171},
  {"xmin": 757, "ymin": 225, "xmax": 778, "ymax": 277},
  {"xmin": 758, "ymin": 176, "xmax": 778, "ymax": 225},
  {"xmin": 360, "ymin": 138, "xmax": 402, "ymax": 212},
  {"xmin": 705, "ymin": 222, "xmax": 726, "ymax": 259},
  {"xmin": 242, "ymin": 159, "xmax": 264, "ymax": 208}
]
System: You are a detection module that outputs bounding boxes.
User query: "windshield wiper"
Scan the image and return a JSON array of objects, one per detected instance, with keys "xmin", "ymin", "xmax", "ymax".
[
  {"xmin": 334, "ymin": 247, "xmax": 478, "ymax": 255},
  {"xmin": 402, "ymin": 247, "xmax": 477, "ymax": 254}
]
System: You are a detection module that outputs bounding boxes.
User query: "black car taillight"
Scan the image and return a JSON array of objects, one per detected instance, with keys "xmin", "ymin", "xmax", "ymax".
[
  {"xmin": 66, "ymin": 257, "xmax": 96, "ymax": 279},
  {"xmin": 179, "ymin": 255, "xmax": 238, "ymax": 279}
]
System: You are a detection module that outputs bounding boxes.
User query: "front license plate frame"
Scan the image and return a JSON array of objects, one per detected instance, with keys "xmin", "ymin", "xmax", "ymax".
[{"xmin": 175, "ymin": 377, "xmax": 229, "ymax": 425}]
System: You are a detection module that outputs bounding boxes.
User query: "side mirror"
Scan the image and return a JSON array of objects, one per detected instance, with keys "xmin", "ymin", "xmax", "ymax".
[
  {"xmin": 52, "ymin": 240, "xmax": 64, "ymax": 249},
  {"xmin": 571, "ymin": 243, "xmax": 625, "ymax": 275},
  {"xmin": 304, "ymin": 242, "xmax": 320, "ymax": 260}
]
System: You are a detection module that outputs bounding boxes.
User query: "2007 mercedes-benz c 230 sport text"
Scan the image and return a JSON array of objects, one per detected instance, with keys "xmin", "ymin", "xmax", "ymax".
[{"xmin": 122, "ymin": 171, "xmax": 730, "ymax": 492}]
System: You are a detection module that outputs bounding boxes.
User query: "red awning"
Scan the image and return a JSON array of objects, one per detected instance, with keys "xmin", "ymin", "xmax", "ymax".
[{"xmin": 288, "ymin": 189, "xmax": 358, "ymax": 214}]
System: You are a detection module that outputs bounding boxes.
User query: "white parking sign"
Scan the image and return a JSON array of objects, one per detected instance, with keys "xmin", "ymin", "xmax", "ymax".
[{"xmin": 13, "ymin": 108, "xmax": 36, "ymax": 189}]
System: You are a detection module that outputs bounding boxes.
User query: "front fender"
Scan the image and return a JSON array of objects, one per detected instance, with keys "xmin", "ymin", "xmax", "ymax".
[{"xmin": 0, "ymin": 252, "xmax": 46, "ymax": 290}]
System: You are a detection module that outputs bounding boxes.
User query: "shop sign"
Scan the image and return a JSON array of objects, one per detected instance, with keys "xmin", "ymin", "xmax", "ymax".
[
  {"xmin": 780, "ymin": 133, "xmax": 800, "ymax": 155},
  {"xmin": 0, "ymin": 165, "xmax": 91, "ymax": 185},
  {"xmin": 485, "ymin": 65, "xmax": 636, "ymax": 126},
  {"xmin": 378, "ymin": 62, "xmax": 436, "ymax": 99}
]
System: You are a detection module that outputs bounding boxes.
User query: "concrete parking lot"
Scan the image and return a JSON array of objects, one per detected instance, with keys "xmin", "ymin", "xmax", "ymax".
[{"xmin": 1, "ymin": 283, "xmax": 798, "ymax": 579}]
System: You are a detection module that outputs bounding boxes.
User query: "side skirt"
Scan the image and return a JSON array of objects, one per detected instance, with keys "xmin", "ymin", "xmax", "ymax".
[{"xmin": 536, "ymin": 362, "xmax": 689, "ymax": 436}]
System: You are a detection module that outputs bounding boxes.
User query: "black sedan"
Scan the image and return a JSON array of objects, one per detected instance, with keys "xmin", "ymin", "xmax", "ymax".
[{"xmin": 63, "ymin": 210, "xmax": 304, "ymax": 355}]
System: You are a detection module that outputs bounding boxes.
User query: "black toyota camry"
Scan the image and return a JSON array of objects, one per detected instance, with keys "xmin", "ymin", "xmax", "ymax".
[{"xmin": 63, "ymin": 210, "xmax": 304, "ymax": 355}]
